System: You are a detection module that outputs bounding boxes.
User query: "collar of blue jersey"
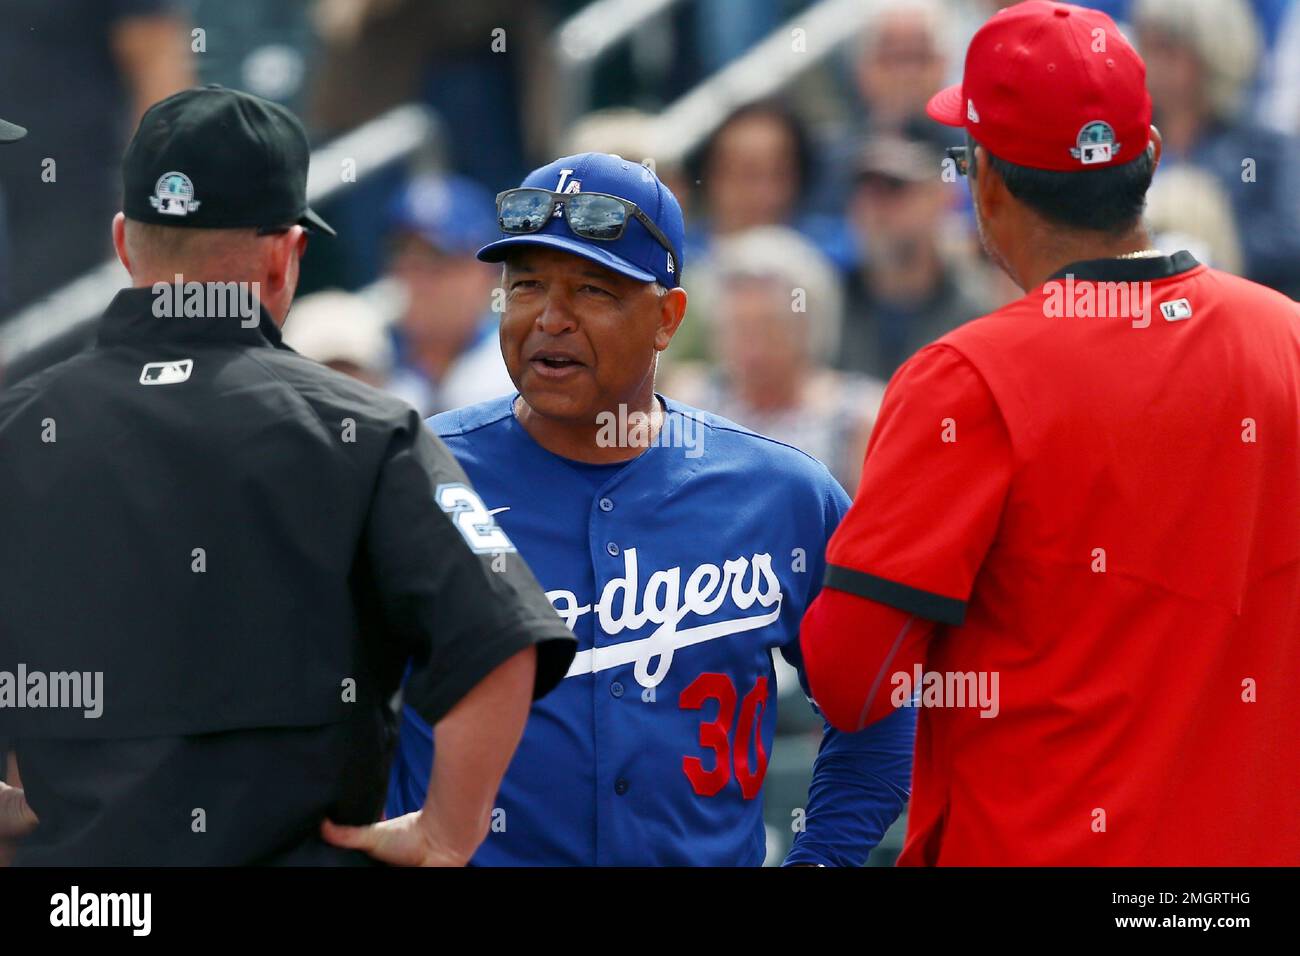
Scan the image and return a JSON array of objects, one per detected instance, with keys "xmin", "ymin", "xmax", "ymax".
[
  {"xmin": 97, "ymin": 286, "xmax": 287, "ymax": 350},
  {"xmin": 1047, "ymin": 249, "xmax": 1200, "ymax": 284}
]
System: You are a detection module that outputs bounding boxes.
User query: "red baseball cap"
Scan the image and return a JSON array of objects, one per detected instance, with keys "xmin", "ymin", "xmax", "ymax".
[{"xmin": 926, "ymin": 0, "xmax": 1151, "ymax": 172}]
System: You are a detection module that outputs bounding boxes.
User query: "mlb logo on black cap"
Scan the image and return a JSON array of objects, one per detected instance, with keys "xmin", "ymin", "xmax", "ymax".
[
  {"xmin": 122, "ymin": 85, "xmax": 335, "ymax": 236},
  {"xmin": 150, "ymin": 172, "xmax": 201, "ymax": 217}
]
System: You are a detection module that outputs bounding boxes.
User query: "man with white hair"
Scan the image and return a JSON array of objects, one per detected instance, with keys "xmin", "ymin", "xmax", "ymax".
[
  {"xmin": 281, "ymin": 290, "xmax": 394, "ymax": 387},
  {"xmin": 813, "ymin": 0, "xmax": 960, "ymax": 235},
  {"xmin": 1134, "ymin": 0, "xmax": 1300, "ymax": 297},
  {"xmin": 668, "ymin": 226, "xmax": 884, "ymax": 491},
  {"xmin": 854, "ymin": 0, "xmax": 955, "ymax": 144}
]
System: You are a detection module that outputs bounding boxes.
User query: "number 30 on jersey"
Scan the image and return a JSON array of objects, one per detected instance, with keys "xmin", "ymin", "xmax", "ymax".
[{"xmin": 680, "ymin": 672, "xmax": 770, "ymax": 799}]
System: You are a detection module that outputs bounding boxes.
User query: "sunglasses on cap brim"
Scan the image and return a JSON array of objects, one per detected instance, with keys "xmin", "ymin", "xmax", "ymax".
[{"xmin": 495, "ymin": 187, "xmax": 677, "ymax": 260}]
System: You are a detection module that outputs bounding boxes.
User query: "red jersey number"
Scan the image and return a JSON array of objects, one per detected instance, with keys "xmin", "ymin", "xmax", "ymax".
[{"xmin": 680, "ymin": 672, "xmax": 770, "ymax": 799}]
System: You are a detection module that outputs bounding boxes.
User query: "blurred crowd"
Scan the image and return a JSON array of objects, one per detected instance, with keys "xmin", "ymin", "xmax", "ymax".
[{"xmin": 3, "ymin": 0, "xmax": 1299, "ymax": 495}]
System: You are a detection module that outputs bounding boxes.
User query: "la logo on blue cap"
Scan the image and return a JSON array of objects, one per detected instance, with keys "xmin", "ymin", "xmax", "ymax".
[
  {"xmin": 553, "ymin": 168, "xmax": 583, "ymax": 222},
  {"xmin": 555, "ymin": 169, "xmax": 583, "ymax": 195}
]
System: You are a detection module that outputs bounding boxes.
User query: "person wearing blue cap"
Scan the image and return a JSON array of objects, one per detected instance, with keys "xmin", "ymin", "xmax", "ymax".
[
  {"xmin": 382, "ymin": 173, "xmax": 515, "ymax": 415},
  {"xmin": 373, "ymin": 152, "xmax": 915, "ymax": 867}
]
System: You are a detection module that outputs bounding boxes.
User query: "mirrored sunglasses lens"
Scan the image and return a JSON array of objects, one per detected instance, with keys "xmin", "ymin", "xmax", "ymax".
[
  {"xmin": 499, "ymin": 191, "xmax": 553, "ymax": 233},
  {"xmin": 564, "ymin": 194, "xmax": 627, "ymax": 240}
]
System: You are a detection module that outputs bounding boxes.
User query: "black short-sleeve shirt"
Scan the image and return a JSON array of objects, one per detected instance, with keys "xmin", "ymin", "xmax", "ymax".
[{"xmin": 0, "ymin": 287, "xmax": 574, "ymax": 865}]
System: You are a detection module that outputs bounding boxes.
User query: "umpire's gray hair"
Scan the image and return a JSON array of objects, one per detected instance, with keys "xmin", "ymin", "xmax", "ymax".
[
  {"xmin": 1132, "ymin": 0, "xmax": 1261, "ymax": 120},
  {"xmin": 710, "ymin": 226, "xmax": 843, "ymax": 363}
]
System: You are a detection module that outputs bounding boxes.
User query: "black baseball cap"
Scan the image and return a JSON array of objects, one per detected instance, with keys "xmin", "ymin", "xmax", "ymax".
[
  {"xmin": 122, "ymin": 85, "xmax": 335, "ymax": 235},
  {"xmin": 854, "ymin": 136, "xmax": 944, "ymax": 185},
  {"xmin": 0, "ymin": 116, "xmax": 26, "ymax": 142}
]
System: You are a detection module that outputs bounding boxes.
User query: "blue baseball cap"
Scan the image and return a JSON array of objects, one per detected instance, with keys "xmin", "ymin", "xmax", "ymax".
[
  {"xmin": 389, "ymin": 173, "xmax": 498, "ymax": 255},
  {"xmin": 476, "ymin": 152, "xmax": 686, "ymax": 288}
]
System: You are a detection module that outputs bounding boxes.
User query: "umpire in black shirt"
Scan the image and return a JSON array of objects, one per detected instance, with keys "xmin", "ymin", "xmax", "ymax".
[{"xmin": 0, "ymin": 86, "xmax": 575, "ymax": 866}]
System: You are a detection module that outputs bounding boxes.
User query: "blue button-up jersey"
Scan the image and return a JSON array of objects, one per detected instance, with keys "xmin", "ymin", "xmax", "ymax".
[{"xmin": 387, "ymin": 395, "xmax": 914, "ymax": 865}]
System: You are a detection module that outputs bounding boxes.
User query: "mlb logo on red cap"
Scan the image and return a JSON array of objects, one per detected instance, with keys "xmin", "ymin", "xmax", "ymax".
[
  {"xmin": 926, "ymin": 0, "xmax": 1152, "ymax": 172},
  {"xmin": 1072, "ymin": 121, "xmax": 1118, "ymax": 165}
]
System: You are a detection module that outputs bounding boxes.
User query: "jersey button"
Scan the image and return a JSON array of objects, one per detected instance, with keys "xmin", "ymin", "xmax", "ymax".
[
  {"xmin": 598, "ymin": 497, "xmax": 614, "ymax": 512},
  {"xmin": 610, "ymin": 681, "xmax": 624, "ymax": 698},
  {"xmin": 614, "ymin": 779, "xmax": 629, "ymax": 795},
  {"xmin": 606, "ymin": 541, "xmax": 620, "ymax": 556}
]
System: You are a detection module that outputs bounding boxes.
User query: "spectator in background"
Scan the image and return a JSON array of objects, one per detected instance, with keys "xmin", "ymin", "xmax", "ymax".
[
  {"xmin": 0, "ymin": 0, "xmax": 193, "ymax": 314},
  {"xmin": 852, "ymin": 0, "xmax": 953, "ymax": 148},
  {"xmin": 689, "ymin": 101, "xmax": 855, "ymax": 272},
  {"xmin": 695, "ymin": 101, "xmax": 809, "ymax": 238},
  {"xmin": 382, "ymin": 173, "xmax": 512, "ymax": 415},
  {"xmin": 309, "ymin": 0, "xmax": 553, "ymax": 194},
  {"xmin": 562, "ymin": 107, "xmax": 690, "ymax": 204},
  {"xmin": 281, "ymin": 290, "xmax": 394, "ymax": 387},
  {"xmin": 189, "ymin": 0, "xmax": 316, "ymax": 113},
  {"xmin": 1260, "ymin": 0, "xmax": 1300, "ymax": 135},
  {"xmin": 666, "ymin": 226, "xmax": 883, "ymax": 493},
  {"xmin": 1145, "ymin": 166, "xmax": 1245, "ymax": 276},
  {"xmin": 564, "ymin": 108, "xmax": 662, "ymax": 160},
  {"xmin": 694, "ymin": 0, "xmax": 780, "ymax": 74},
  {"xmin": 811, "ymin": 0, "xmax": 956, "ymax": 259},
  {"xmin": 305, "ymin": 0, "xmax": 555, "ymax": 291},
  {"xmin": 1134, "ymin": 0, "xmax": 1300, "ymax": 299},
  {"xmin": 841, "ymin": 136, "xmax": 990, "ymax": 380}
]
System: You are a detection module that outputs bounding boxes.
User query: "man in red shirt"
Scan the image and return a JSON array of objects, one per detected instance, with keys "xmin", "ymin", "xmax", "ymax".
[{"xmin": 800, "ymin": 0, "xmax": 1300, "ymax": 865}]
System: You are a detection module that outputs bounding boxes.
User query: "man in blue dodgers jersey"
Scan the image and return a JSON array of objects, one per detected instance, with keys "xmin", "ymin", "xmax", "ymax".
[{"xmin": 384, "ymin": 152, "xmax": 915, "ymax": 865}]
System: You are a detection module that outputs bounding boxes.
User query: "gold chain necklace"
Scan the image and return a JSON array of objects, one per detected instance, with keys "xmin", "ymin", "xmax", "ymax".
[{"xmin": 1115, "ymin": 248, "xmax": 1164, "ymax": 260}]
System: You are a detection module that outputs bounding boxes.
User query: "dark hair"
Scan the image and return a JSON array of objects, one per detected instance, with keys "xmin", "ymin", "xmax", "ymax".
[
  {"xmin": 692, "ymin": 100, "xmax": 816, "ymax": 199},
  {"xmin": 968, "ymin": 131, "xmax": 1155, "ymax": 234}
]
